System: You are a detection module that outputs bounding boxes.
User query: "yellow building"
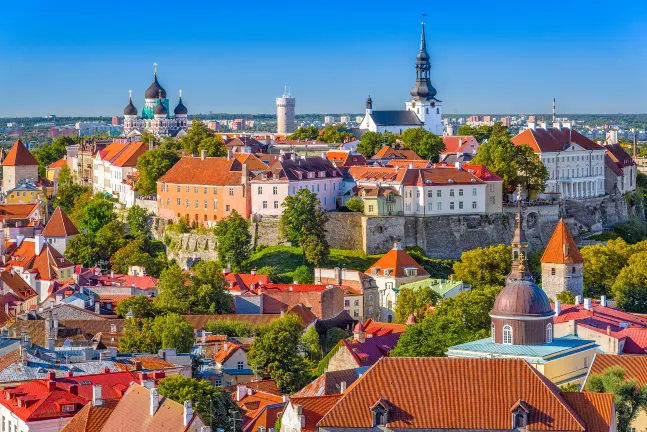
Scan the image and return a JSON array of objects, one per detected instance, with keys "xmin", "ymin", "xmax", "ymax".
[
  {"xmin": 4, "ymin": 180, "xmax": 45, "ymax": 205},
  {"xmin": 349, "ymin": 185, "xmax": 402, "ymax": 216}
]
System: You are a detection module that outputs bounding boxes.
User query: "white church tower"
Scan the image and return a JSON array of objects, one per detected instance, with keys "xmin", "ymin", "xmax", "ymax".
[{"xmin": 405, "ymin": 22, "xmax": 443, "ymax": 135}]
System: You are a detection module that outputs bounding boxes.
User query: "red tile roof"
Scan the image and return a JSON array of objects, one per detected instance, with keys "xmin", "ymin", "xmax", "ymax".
[
  {"xmin": 541, "ymin": 220, "xmax": 583, "ymax": 264},
  {"xmin": 224, "ymin": 273, "xmax": 271, "ymax": 292},
  {"xmin": 110, "ymin": 141, "xmax": 147, "ymax": 167},
  {"xmin": 512, "ymin": 127, "xmax": 605, "ymax": 153},
  {"xmin": 442, "ymin": 136, "xmax": 478, "ymax": 154},
  {"xmin": 461, "ymin": 163, "xmax": 503, "ymax": 182},
  {"xmin": 2, "ymin": 139, "xmax": 38, "ymax": 166},
  {"xmin": 288, "ymin": 394, "xmax": 343, "ymax": 432},
  {"xmin": 553, "ymin": 302, "xmax": 647, "ymax": 329},
  {"xmin": 385, "ymin": 159, "xmax": 432, "ymax": 168},
  {"xmin": 605, "ymin": 154, "xmax": 624, "ymax": 176},
  {"xmin": 158, "ymin": 156, "xmax": 246, "ymax": 186},
  {"xmin": 319, "ymin": 357, "xmax": 597, "ymax": 430},
  {"xmin": 295, "ymin": 370, "xmax": 359, "ymax": 397},
  {"xmin": 365, "ymin": 245, "xmax": 429, "ymax": 278},
  {"xmin": 617, "ymin": 328, "xmax": 647, "ymax": 354},
  {"xmin": 605, "ymin": 143, "xmax": 635, "ymax": 168},
  {"xmin": 588, "ymin": 353, "xmax": 647, "ymax": 386},
  {"xmin": 362, "ymin": 319, "xmax": 407, "ymax": 337},
  {"xmin": 60, "ymin": 398, "xmax": 119, "ymax": 432},
  {"xmin": 372, "ymin": 147, "xmax": 421, "ymax": 160},
  {"xmin": 560, "ymin": 392, "xmax": 615, "ymax": 432},
  {"xmin": 0, "ymin": 270, "xmax": 37, "ymax": 301},
  {"xmin": 42, "ymin": 207, "xmax": 80, "ymax": 237},
  {"xmin": 47, "ymin": 158, "xmax": 68, "ymax": 169},
  {"xmin": 235, "ymin": 153, "xmax": 270, "ymax": 171},
  {"xmin": 0, "ymin": 203, "xmax": 40, "ymax": 221},
  {"xmin": 235, "ymin": 390, "xmax": 285, "ymax": 432},
  {"xmin": 213, "ymin": 343, "xmax": 243, "ymax": 364},
  {"xmin": 261, "ymin": 283, "xmax": 330, "ymax": 292}
]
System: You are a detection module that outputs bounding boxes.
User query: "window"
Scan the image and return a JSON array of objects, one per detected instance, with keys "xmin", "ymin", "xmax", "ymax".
[
  {"xmin": 427, "ymin": 203, "xmax": 433, "ymax": 211},
  {"xmin": 572, "ymin": 266, "xmax": 576, "ymax": 274},
  {"xmin": 546, "ymin": 323, "xmax": 553, "ymax": 343},
  {"xmin": 450, "ymin": 202, "xmax": 455, "ymax": 210},
  {"xmin": 176, "ymin": 198, "xmax": 181, "ymax": 205},
  {"xmin": 215, "ymin": 379, "xmax": 222, "ymax": 387},
  {"xmin": 584, "ymin": 356, "xmax": 588, "ymax": 368},
  {"xmin": 354, "ymin": 299, "xmax": 360, "ymax": 306},
  {"xmin": 450, "ymin": 189, "xmax": 455, "ymax": 197},
  {"xmin": 472, "ymin": 188, "xmax": 477, "ymax": 196},
  {"xmin": 503, "ymin": 325, "xmax": 512, "ymax": 344},
  {"xmin": 459, "ymin": 189, "xmax": 463, "ymax": 196},
  {"xmin": 551, "ymin": 268, "xmax": 556, "ymax": 276},
  {"xmin": 436, "ymin": 190, "xmax": 441, "ymax": 197},
  {"xmin": 213, "ymin": 199, "xmax": 218, "ymax": 210},
  {"xmin": 262, "ymin": 201, "xmax": 268, "ymax": 209},
  {"xmin": 272, "ymin": 186, "xmax": 278, "ymax": 195},
  {"xmin": 177, "ymin": 185, "xmax": 180, "ymax": 192},
  {"xmin": 185, "ymin": 186, "xmax": 189, "ymax": 193},
  {"xmin": 194, "ymin": 187, "xmax": 198, "ymax": 193},
  {"xmin": 472, "ymin": 201, "xmax": 477, "ymax": 209},
  {"xmin": 368, "ymin": 306, "xmax": 374, "ymax": 314},
  {"xmin": 226, "ymin": 205, "xmax": 231, "ymax": 212},
  {"xmin": 237, "ymin": 361, "xmax": 244, "ymax": 370},
  {"xmin": 459, "ymin": 202, "xmax": 463, "ymax": 209},
  {"xmin": 427, "ymin": 190, "xmax": 433, "ymax": 198},
  {"xmin": 213, "ymin": 187, "xmax": 217, "ymax": 194},
  {"xmin": 345, "ymin": 300, "xmax": 350, "ymax": 307},
  {"xmin": 353, "ymin": 309, "xmax": 359, "ymax": 317},
  {"xmin": 257, "ymin": 186, "xmax": 263, "ymax": 195},
  {"xmin": 204, "ymin": 200, "xmax": 207, "ymax": 209},
  {"xmin": 437, "ymin": 202, "xmax": 442, "ymax": 211},
  {"xmin": 229, "ymin": 188, "xmax": 234, "ymax": 196},
  {"xmin": 274, "ymin": 201, "xmax": 279, "ymax": 209},
  {"xmin": 62, "ymin": 404, "xmax": 76, "ymax": 413},
  {"xmin": 368, "ymin": 205, "xmax": 374, "ymax": 212},
  {"xmin": 167, "ymin": 198, "xmax": 170, "ymax": 206},
  {"xmin": 185, "ymin": 199, "xmax": 189, "ymax": 208},
  {"xmin": 204, "ymin": 187, "xmax": 207, "ymax": 194},
  {"xmin": 194, "ymin": 200, "xmax": 198, "ymax": 208}
]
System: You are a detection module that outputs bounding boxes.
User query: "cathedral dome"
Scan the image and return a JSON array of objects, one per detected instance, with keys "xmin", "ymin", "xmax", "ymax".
[
  {"xmin": 154, "ymin": 101, "xmax": 167, "ymax": 116},
  {"xmin": 491, "ymin": 279, "xmax": 553, "ymax": 318},
  {"xmin": 145, "ymin": 73, "xmax": 167, "ymax": 99},
  {"xmin": 174, "ymin": 97, "xmax": 188, "ymax": 115},
  {"xmin": 124, "ymin": 97, "xmax": 137, "ymax": 116}
]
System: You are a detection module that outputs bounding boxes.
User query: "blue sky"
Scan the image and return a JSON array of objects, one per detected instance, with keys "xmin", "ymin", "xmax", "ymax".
[{"xmin": 0, "ymin": 0, "xmax": 645, "ymax": 117}]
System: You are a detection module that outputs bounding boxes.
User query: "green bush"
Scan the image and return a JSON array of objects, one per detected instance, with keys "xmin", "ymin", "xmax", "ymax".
[{"xmin": 346, "ymin": 197, "xmax": 364, "ymax": 212}]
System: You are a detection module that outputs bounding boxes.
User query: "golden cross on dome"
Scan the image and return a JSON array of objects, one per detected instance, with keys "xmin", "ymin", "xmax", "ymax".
[
  {"xmin": 153, "ymin": 62, "xmax": 158, "ymax": 74},
  {"xmin": 179, "ymin": 89, "xmax": 182, "ymax": 98},
  {"xmin": 128, "ymin": 89, "xmax": 132, "ymax": 99}
]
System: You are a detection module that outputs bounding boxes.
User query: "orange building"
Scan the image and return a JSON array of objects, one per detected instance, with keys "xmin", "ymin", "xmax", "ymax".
[{"xmin": 157, "ymin": 152, "xmax": 252, "ymax": 226}]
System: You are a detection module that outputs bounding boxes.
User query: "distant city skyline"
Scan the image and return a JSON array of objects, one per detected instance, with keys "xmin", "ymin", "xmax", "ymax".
[{"xmin": 1, "ymin": 0, "xmax": 645, "ymax": 117}]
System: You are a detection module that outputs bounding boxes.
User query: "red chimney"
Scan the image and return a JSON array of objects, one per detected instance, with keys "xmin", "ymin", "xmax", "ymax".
[
  {"xmin": 69, "ymin": 384, "xmax": 78, "ymax": 395},
  {"xmin": 66, "ymin": 371, "xmax": 74, "ymax": 378},
  {"xmin": 47, "ymin": 380, "xmax": 56, "ymax": 391},
  {"xmin": 47, "ymin": 371, "xmax": 56, "ymax": 381},
  {"xmin": 134, "ymin": 359, "xmax": 142, "ymax": 371},
  {"xmin": 103, "ymin": 367, "xmax": 110, "ymax": 374}
]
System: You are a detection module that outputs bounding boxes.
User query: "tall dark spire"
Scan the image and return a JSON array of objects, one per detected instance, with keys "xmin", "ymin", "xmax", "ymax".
[
  {"xmin": 507, "ymin": 185, "xmax": 533, "ymax": 283},
  {"xmin": 410, "ymin": 22, "xmax": 437, "ymax": 101}
]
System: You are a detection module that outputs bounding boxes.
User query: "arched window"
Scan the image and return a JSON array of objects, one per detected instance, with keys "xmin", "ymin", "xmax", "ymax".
[
  {"xmin": 546, "ymin": 323, "xmax": 553, "ymax": 343},
  {"xmin": 503, "ymin": 325, "xmax": 513, "ymax": 345},
  {"xmin": 491, "ymin": 323, "xmax": 495, "ymax": 342}
]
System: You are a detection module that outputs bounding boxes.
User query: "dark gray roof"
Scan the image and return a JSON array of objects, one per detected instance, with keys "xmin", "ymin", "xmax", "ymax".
[
  {"xmin": 145, "ymin": 73, "xmax": 167, "ymax": 99},
  {"xmin": 253, "ymin": 155, "xmax": 340, "ymax": 182},
  {"xmin": 370, "ymin": 110, "xmax": 422, "ymax": 126}
]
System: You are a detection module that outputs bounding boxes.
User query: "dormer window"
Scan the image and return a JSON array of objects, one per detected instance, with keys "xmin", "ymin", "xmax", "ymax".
[
  {"xmin": 370, "ymin": 398, "xmax": 391, "ymax": 427},
  {"xmin": 404, "ymin": 268, "xmax": 418, "ymax": 277},
  {"xmin": 61, "ymin": 404, "xmax": 76, "ymax": 413},
  {"xmin": 510, "ymin": 400, "xmax": 530, "ymax": 429}
]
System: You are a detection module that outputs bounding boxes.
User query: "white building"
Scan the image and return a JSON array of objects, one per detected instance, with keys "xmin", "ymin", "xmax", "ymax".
[
  {"xmin": 92, "ymin": 141, "xmax": 147, "ymax": 198},
  {"xmin": 359, "ymin": 22, "xmax": 442, "ymax": 135},
  {"xmin": 512, "ymin": 127, "xmax": 606, "ymax": 199},
  {"xmin": 276, "ymin": 86, "xmax": 296, "ymax": 135}
]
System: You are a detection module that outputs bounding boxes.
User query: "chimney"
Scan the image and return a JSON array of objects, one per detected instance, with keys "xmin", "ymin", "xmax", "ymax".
[
  {"xmin": 69, "ymin": 384, "xmax": 78, "ymax": 395},
  {"xmin": 66, "ymin": 371, "xmax": 74, "ymax": 378},
  {"xmin": 282, "ymin": 395, "xmax": 289, "ymax": 403},
  {"xmin": 92, "ymin": 385, "xmax": 103, "ymax": 406},
  {"xmin": 4, "ymin": 303, "xmax": 8, "ymax": 315},
  {"xmin": 34, "ymin": 234, "xmax": 44, "ymax": 255},
  {"xmin": 227, "ymin": 150, "xmax": 233, "ymax": 160},
  {"xmin": 149, "ymin": 138, "xmax": 154, "ymax": 151},
  {"xmin": 607, "ymin": 326, "xmax": 612, "ymax": 336},
  {"xmin": 201, "ymin": 149, "xmax": 208, "ymax": 161},
  {"xmin": 334, "ymin": 267, "xmax": 341, "ymax": 285},
  {"xmin": 575, "ymin": 295, "xmax": 581, "ymax": 305},
  {"xmin": 134, "ymin": 359, "xmax": 142, "ymax": 371},
  {"xmin": 250, "ymin": 269, "xmax": 256, "ymax": 276},
  {"xmin": 183, "ymin": 400, "xmax": 193, "ymax": 426},
  {"xmin": 584, "ymin": 298, "xmax": 592, "ymax": 311},
  {"xmin": 340, "ymin": 381, "xmax": 347, "ymax": 393},
  {"xmin": 201, "ymin": 331, "xmax": 206, "ymax": 344},
  {"xmin": 455, "ymin": 161, "xmax": 462, "ymax": 170},
  {"xmin": 47, "ymin": 379, "xmax": 56, "ymax": 391},
  {"xmin": 600, "ymin": 295, "xmax": 607, "ymax": 307},
  {"xmin": 241, "ymin": 163, "xmax": 249, "ymax": 186},
  {"xmin": 554, "ymin": 300, "xmax": 561, "ymax": 316},
  {"xmin": 150, "ymin": 388, "xmax": 160, "ymax": 416},
  {"xmin": 236, "ymin": 385, "xmax": 247, "ymax": 402}
]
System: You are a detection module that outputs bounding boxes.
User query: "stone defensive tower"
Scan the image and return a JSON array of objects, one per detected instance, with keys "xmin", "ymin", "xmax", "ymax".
[
  {"xmin": 540, "ymin": 219, "xmax": 584, "ymax": 300},
  {"xmin": 276, "ymin": 86, "xmax": 296, "ymax": 135}
]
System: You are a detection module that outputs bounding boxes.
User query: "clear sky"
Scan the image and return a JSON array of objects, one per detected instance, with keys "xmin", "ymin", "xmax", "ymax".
[{"xmin": 1, "ymin": 0, "xmax": 645, "ymax": 117}]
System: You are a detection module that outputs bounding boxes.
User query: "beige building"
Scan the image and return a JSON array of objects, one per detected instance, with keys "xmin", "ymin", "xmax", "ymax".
[
  {"xmin": 314, "ymin": 267, "xmax": 379, "ymax": 321},
  {"xmin": 1, "ymin": 140, "xmax": 38, "ymax": 192}
]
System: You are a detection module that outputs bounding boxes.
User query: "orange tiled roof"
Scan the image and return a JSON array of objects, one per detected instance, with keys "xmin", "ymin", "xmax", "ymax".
[
  {"xmin": 60, "ymin": 399, "xmax": 119, "ymax": 432},
  {"xmin": 158, "ymin": 156, "xmax": 246, "ymax": 186},
  {"xmin": 319, "ymin": 357, "xmax": 591, "ymax": 430},
  {"xmin": 540, "ymin": 220, "xmax": 583, "ymax": 264},
  {"xmin": 288, "ymin": 394, "xmax": 343, "ymax": 432},
  {"xmin": 115, "ymin": 356, "xmax": 176, "ymax": 372},
  {"xmin": 235, "ymin": 153, "xmax": 270, "ymax": 171},
  {"xmin": 42, "ymin": 207, "xmax": 80, "ymax": 237},
  {"xmin": 372, "ymin": 146, "xmax": 421, "ymax": 160},
  {"xmin": 47, "ymin": 158, "xmax": 67, "ymax": 169},
  {"xmin": 2, "ymin": 139, "xmax": 38, "ymax": 166},
  {"xmin": 441, "ymin": 136, "xmax": 477, "ymax": 154},
  {"xmin": 0, "ymin": 203, "xmax": 40, "ymax": 221},
  {"xmin": 560, "ymin": 392, "xmax": 614, "ymax": 432},
  {"xmin": 365, "ymin": 246, "xmax": 428, "ymax": 278},
  {"xmin": 362, "ymin": 319, "xmax": 407, "ymax": 336},
  {"xmin": 512, "ymin": 128, "xmax": 604, "ymax": 153},
  {"xmin": 111, "ymin": 142, "xmax": 147, "ymax": 167},
  {"xmin": 588, "ymin": 353, "xmax": 647, "ymax": 386},
  {"xmin": 235, "ymin": 390, "xmax": 285, "ymax": 432},
  {"xmin": 385, "ymin": 159, "xmax": 432, "ymax": 168},
  {"xmin": 214, "ymin": 343, "xmax": 242, "ymax": 364}
]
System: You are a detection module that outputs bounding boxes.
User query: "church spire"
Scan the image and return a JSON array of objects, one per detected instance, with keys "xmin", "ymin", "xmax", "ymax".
[
  {"xmin": 410, "ymin": 21, "xmax": 437, "ymax": 101},
  {"xmin": 507, "ymin": 185, "xmax": 533, "ymax": 283}
]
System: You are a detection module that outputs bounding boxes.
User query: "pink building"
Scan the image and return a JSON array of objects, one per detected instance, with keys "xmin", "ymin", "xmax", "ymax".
[{"xmin": 250, "ymin": 154, "xmax": 343, "ymax": 217}]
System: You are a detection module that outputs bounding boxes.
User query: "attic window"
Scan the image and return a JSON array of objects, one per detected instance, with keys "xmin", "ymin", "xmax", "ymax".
[
  {"xmin": 510, "ymin": 400, "xmax": 530, "ymax": 429},
  {"xmin": 405, "ymin": 268, "xmax": 418, "ymax": 277},
  {"xmin": 61, "ymin": 404, "xmax": 76, "ymax": 413},
  {"xmin": 370, "ymin": 398, "xmax": 391, "ymax": 427}
]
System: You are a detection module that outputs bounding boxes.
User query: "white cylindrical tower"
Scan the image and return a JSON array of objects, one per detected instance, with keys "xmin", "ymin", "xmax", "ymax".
[{"xmin": 276, "ymin": 86, "xmax": 296, "ymax": 135}]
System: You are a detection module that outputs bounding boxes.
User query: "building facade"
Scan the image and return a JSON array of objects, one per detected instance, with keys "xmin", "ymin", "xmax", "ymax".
[
  {"xmin": 540, "ymin": 220, "xmax": 584, "ymax": 300},
  {"xmin": 92, "ymin": 140, "xmax": 147, "ymax": 197},
  {"xmin": 1, "ymin": 140, "xmax": 38, "ymax": 192},
  {"xmin": 276, "ymin": 86, "xmax": 296, "ymax": 135}
]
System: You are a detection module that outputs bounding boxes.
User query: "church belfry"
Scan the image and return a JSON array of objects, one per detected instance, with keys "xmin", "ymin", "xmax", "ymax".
[{"xmin": 405, "ymin": 22, "xmax": 443, "ymax": 135}]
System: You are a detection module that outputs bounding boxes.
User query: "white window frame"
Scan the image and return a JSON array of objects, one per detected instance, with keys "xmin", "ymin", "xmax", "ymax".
[{"xmin": 503, "ymin": 325, "xmax": 512, "ymax": 344}]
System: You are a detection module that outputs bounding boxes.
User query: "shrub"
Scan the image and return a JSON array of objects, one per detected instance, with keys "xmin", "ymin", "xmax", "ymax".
[{"xmin": 345, "ymin": 197, "xmax": 364, "ymax": 212}]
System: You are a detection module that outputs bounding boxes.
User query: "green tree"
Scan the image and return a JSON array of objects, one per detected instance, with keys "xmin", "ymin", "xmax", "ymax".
[
  {"xmin": 179, "ymin": 118, "xmax": 222, "ymax": 155},
  {"xmin": 115, "ymin": 295, "xmax": 157, "ymax": 318},
  {"xmin": 400, "ymin": 128, "xmax": 445, "ymax": 161},
  {"xmin": 55, "ymin": 184, "xmax": 91, "ymax": 214},
  {"xmin": 127, "ymin": 205, "xmax": 149, "ymax": 238},
  {"xmin": 204, "ymin": 320, "xmax": 264, "ymax": 337},
  {"xmin": 585, "ymin": 366, "xmax": 647, "ymax": 432},
  {"xmin": 247, "ymin": 314, "xmax": 311, "ymax": 394},
  {"xmin": 197, "ymin": 135, "xmax": 227, "ymax": 157},
  {"xmin": 34, "ymin": 137, "xmax": 73, "ymax": 177},
  {"xmin": 152, "ymin": 313, "xmax": 195, "ymax": 353},
  {"xmin": 95, "ymin": 220, "xmax": 127, "ymax": 261},
  {"xmin": 120, "ymin": 318, "xmax": 157, "ymax": 353},
  {"xmin": 301, "ymin": 325, "xmax": 323, "ymax": 362},
  {"xmin": 301, "ymin": 233, "xmax": 330, "ymax": 266},
  {"xmin": 556, "ymin": 291, "xmax": 576, "ymax": 304},
  {"xmin": 213, "ymin": 210, "xmax": 252, "ymax": 272},
  {"xmin": 433, "ymin": 286, "xmax": 501, "ymax": 334},
  {"xmin": 189, "ymin": 260, "xmax": 233, "ymax": 314},
  {"xmin": 452, "ymin": 244, "xmax": 511, "ymax": 290},
  {"xmin": 292, "ymin": 265, "xmax": 314, "ymax": 284},
  {"xmin": 155, "ymin": 264, "xmax": 191, "ymax": 313},
  {"xmin": 58, "ymin": 164, "xmax": 72, "ymax": 185},
  {"xmin": 471, "ymin": 136, "xmax": 519, "ymax": 192},
  {"xmin": 78, "ymin": 198, "xmax": 116, "ymax": 234},
  {"xmin": 456, "ymin": 125, "xmax": 492, "ymax": 143},
  {"xmin": 287, "ymin": 126, "xmax": 319, "ymax": 141},
  {"xmin": 515, "ymin": 144, "xmax": 549, "ymax": 195},
  {"xmin": 612, "ymin": 251, "xmax": 647, "ymax": 313},
  {"xmin": 255, "ymin": 266, "xmax": 278, "ymax": 282},
  {"xmin": 559, "ymin": 383, "xmax": 580, "ymax": 392},
  {"xmin": 319, "ymin": 125, "xmax": 354, "ymax": 144},
  {"xmin": 135, "ymin": 148, "xmax": 180, "ymax": 196},
  {"xmin": 345, "ymin": 197, "xmax": 364, "ymax": 212},
  {"xmin": 393, "ymin": 285, "xmax": 440, "ymax": 324},
  {"xmin": 356, "ymin": 132, "xmax": 386, "ymax": 158},
  {"xmin": 110, "ymin": 239, "xmax": 157, "ymax": 276},
  {"xmin": 158, "ymin": 375, "xmax": 240, "ymax": 430},
  {"xmin": 390, "ymin": 314, "xmax": 475, "ymax": 357},
  {"xmin": 614, "ymin": 219, "xmax": 647, "ymax": 244},
  {"xmin": 322, "ymin": 327, "xmax": 347, "ymax": 352},
  {"xmin": 581, "ymin": 238, "xmax": 634, "ymax": 297},
  {"xmin": 65, "ymin": 234, "xmax": 100, "ymax": 267}
]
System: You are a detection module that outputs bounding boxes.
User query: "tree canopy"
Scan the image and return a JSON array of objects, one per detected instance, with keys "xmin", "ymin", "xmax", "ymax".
[
  {"xmin": 213, "ymin": 210, "xmax": 251, "ymax": 272},
  {"xmin": 127, "ymin": 205, "xmax": 149, "ymax": 238},
  {"xmin": 456, "ymin": 124, "xmax": 493, "ymax": 143},
  {"xmin": 77, "ymin": 197, "xmax": 116, "ymax": 234},
  {"xmin": 612, "ymin": 251, "xmax": 647, "ymax": 313},
  {"xmin": 452, "ymin": 244, "xmax": 511, "ymax": 290},
  {"xmin": 393, "ymin": 285, "xmax": 440, "ymax": 324},
  {"xmin": 119, "ymin": 313, "xmax": 195, "ymax": 354},
  {"xmin": 356, "ymin": 132, "xmax": 386, "ymax": 158},
  {"xmin": 135, "ymin": 148, "xmax": 180, "ymax": 196},
  {"xmin": 115, "ymin": 295, "xmax": 157, "ymax": 318},
  {"xmin": 179, "ymin": 118, "xmax": 226, "ymax": 156},
  {"xmin": 34, "ymin": 137, "xmax": 73, "ymax": 177},
  {"xmin": 280, "ymin": 188, "xmax": 330, "ymax": 265},
  {"xmin": 400, "ymin": 128, "xmax": 445, "ymax": 161},
  {"xmin": 287, "ymin": 126, "xmax": 319, "ymax": 141}
]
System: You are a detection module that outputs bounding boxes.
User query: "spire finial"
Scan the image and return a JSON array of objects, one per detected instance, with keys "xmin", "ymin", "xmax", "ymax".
[
  {"xmin": 420, "ymin": 17, "xmax": 427, "ymax": 51},
  {"xmin": 179, "ymin": 89, "xmax": 182, "ymax": 99},
  {"xmin": 128, "ymin": 89, "xmax": 132, "ymax": 100},
  {"xmin": 153, "ymin": 62, "xmax": 158, "ymax": 75}
]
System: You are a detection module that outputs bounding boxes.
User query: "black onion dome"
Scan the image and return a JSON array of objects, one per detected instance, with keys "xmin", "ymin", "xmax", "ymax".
[
  {"xmin": 145, "ymin": 73, "xmax": 167, "ymax": 99},
  {"xmin": 491, "ymin": 279, "xmax": 554, "ymax": 318},
  {"xmin": 124, "ymin": 97, "xmax": 137, "ymax": 116},
  {"xmin": 154, "ymin": 101, "xmax": 167, "ymax": 116},
  {"xmin": 174, "ymin": 97, "xmax": 188, "ymax": 115}
]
